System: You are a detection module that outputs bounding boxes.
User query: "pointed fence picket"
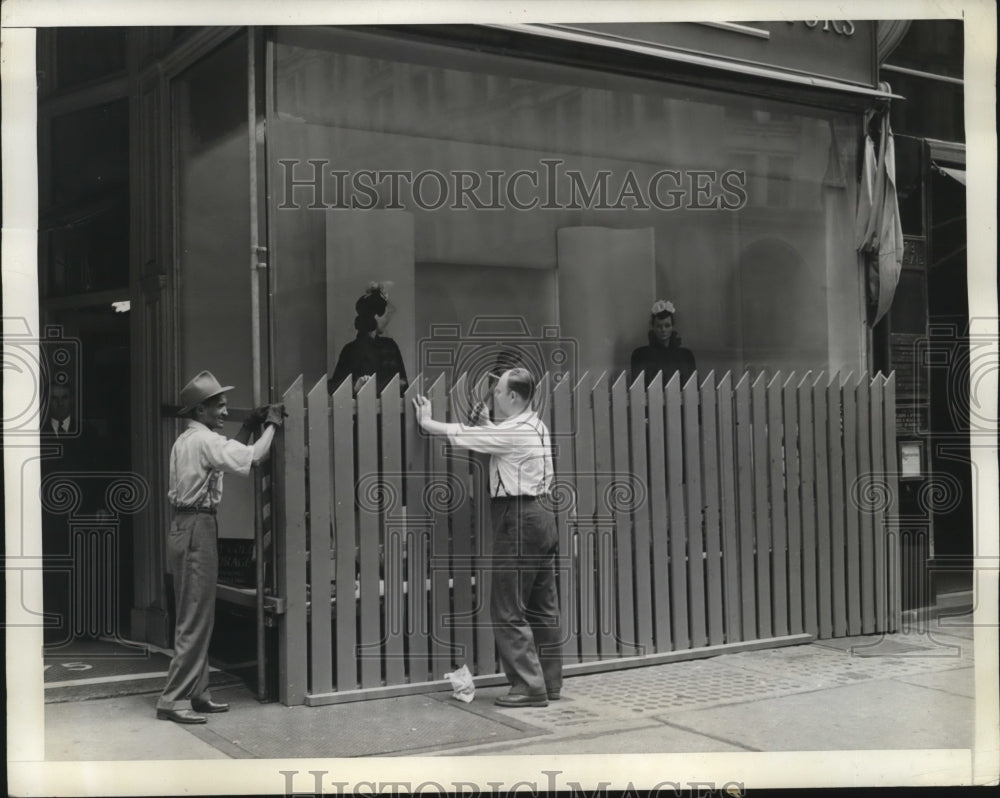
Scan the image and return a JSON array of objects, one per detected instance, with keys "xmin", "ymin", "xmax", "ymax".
[{"xmin": 274, "ymin": 368, "xmax": 900, "ymax": 706}]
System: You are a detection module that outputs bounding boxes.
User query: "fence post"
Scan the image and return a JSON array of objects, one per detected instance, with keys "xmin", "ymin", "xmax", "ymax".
[
  {"xmin": 751, "ymin": 373, "xmax": 772, "ymax": 639},
  {"xmin": 734, "ymin": 373, "xmax": 756, "ymax": 639},
  {"xmin": 700, "ymin": 371, "xmax": 725, "ymax": 646},
  {"xmin": 883, "ymin": 372, "xmax": 901, "ymax": 631},
  {"xmin": 665, "ymin": 373, "xmax": 688, "ymax": 650},
  {"xmin": 277, "ymin": 375, "xmax": 308, "ymax": 704},
  {"xmin": 783, "ymin": 372, "xmax": 803, "ymax": 636},
  {"xmin": 798, "ymin": 372, "xmax": 818, "ymax": 638},
  {"xmin": 380, "ymin": 375, "xmax": 406, "ymax": 685},
  {"xmin": 827, "ymin": 373, "xmax": 848, "ymax": 638},
  {"xmin": 767, "ymin": 372, "xmax": 788, "ymax": 637},
  {"xmin": 332, "ymin": 377, "xmax": 358, "ymax": 692},
  {"xmin": 628, "ymin": 372, "xmax": 654, "ymax": 655},
  {"xmin": 307, "ymin": 377, "xmax": 333, "ymax": 697},
  {"xmin": 843, "ymin": 373, "xmax": 863, "ymax": 636},
  {"xmin": 573, "ymin": 372, "xmax": 599, "ymax": 661},
  {"xmin": 611, "ymin": 373, "xmax": 637, "ymax": 655}
]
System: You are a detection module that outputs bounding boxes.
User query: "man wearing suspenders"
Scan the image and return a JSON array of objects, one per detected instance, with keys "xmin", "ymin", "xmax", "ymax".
[
  {"xmin": 413, "ymin": 367, "xmax": 562, "ymax": 707},
  {"xmin": 156, "ymin": 371, "xmax": 281, "ymax": 724}
]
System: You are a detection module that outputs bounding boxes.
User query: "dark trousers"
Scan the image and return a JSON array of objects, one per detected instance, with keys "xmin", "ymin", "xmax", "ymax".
[
  {"xmin": 489, "ymin": 497, "xmax": 562, "ymax": 696},
  {"xmin": 157, "ymin": 512, "xmax": 218, "ymax": 711}
]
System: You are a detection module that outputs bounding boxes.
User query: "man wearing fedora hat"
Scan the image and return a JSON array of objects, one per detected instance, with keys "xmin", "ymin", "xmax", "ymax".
[{"xmin": 156, "ymin": 370, "xmax": 282, "ymax": 724}]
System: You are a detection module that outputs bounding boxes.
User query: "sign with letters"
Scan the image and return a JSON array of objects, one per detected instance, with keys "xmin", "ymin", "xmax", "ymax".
[{"xmin": 560, "ymin": 21, "xmax": 876, "ymax": 88}]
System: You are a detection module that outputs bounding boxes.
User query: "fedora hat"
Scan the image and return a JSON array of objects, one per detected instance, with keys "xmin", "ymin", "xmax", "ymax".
[{"xmin": 178, "ymin": 371, "xmax": 235, "ymax": 415}]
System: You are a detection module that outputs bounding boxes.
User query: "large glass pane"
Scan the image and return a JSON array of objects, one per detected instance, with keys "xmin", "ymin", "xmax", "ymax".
[
  {"xmin": 173, "ymin": 34, "xmax": 255, "ymax": 538},
  {"xmin": 49, "ymin": 99, "xmax": 129, "ymax": 209},
  {"xmin": 271, "ymin": 28, "xmax": 862, "ymax": 391},
  {"xmin": 44, "ymin": 198, "xmax": 130, "ymax": 296}
]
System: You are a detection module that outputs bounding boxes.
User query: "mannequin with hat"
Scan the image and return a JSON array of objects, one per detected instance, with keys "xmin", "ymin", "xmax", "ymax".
[
  {"xmin": 629, "ymin": 299, "xmax": 697, "ymax": 389},
  {"xmin": 155, "ymin": 371, "xmax": 283, "ymax": 724},
  {"xmin": 328, "ymin": 282, "xmax": 409, "ymax": 395}
]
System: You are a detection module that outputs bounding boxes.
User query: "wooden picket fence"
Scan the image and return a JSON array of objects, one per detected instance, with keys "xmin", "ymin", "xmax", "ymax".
[{"xmin": 271, "ymin": 369, "xmax": 900, "ymax": 706}]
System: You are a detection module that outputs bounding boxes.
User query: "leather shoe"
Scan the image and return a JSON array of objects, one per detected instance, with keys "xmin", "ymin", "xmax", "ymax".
[
  {"xmin": 495, "ymin": 693, "xmax": 548, "ymax": 708},
  {"xmin": 191, "ymin": 698, "xmax": 230, "ymax": 713},
  {"xmin": 156, "ymin": 708, "xmax": 207, "ymax": 724},
  {"xmin": 547, "ymin": 689, "xmax": 561, "ymax": 701}
]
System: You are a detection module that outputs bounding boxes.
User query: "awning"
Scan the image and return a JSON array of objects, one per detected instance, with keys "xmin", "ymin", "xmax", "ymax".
[
  {"xmin": 933, "ymin": 163, "xmax": 967, "ymax": 185},
  {"xmin": 486, "ymin": 23, "xmax": 903, "ymax": 102}
]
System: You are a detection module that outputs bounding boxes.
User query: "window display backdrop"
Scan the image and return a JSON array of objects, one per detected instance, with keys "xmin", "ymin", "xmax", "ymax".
[{"xmin": 269, "ymin": 27, "xmax": 863, "ymax": 394}]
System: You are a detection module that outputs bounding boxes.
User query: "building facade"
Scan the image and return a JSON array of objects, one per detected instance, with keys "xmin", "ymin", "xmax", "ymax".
[{"xmin": 34, "ymin": 23, "xmax": 938, "ymax": 693}]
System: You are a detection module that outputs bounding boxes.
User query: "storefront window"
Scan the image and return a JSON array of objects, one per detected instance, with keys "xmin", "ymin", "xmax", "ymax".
[
  {"xmin": 270, "ymin": 27, "xmax": 862, "ymax": 392},
  {"xmin": 173, "ymin": 33, "xmax": 255, "ymax": 538}
]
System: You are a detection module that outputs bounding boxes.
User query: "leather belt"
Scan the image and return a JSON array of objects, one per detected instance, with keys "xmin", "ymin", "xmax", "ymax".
[
  {"xmin": 174, "ymin": 505, "xmax": 217, "ymax": 515},
  {"xmin": 491, "ymin": 495, "xmax": 543, "ymax": 501}
]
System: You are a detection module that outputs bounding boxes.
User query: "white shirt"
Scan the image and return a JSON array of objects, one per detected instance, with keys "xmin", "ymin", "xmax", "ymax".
[
  {"xmin": 49, "ymin": 417, "xmax": 71, "ymax": 434},
  {"xmin": 168, "ymin": 420, "xmax": 254, "ymax": 509},
  {"xmin": 445, "ymin": 409, "xmax": 553, "ymax": 497}
]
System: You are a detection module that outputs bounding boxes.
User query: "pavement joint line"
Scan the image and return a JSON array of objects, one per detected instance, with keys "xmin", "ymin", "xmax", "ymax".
[
  {"xmin": 428, "ymin": 691, "xmax": 552, "ymax": 734},
  {"xmin": 425, "ymin": 720, "xmax": 670, "ymax": 756},
  {"xmin": 895, "ymin": 671, "xmax": 976, "ymax": 700},
  {"xmin": 185, "ymin": 725, "xmax": 258, "ymax": 759},
  {"xmin": 653, "ymin": 718, "xmax": 762, "ymax": 752}
]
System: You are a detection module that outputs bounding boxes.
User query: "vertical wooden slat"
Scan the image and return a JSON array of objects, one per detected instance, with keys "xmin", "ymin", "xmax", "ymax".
[
  {"xmin": 448, "ymin": 374, "xmax": 475, "ymax": 670},
  {"xmin": 827, "ymin": 374, "xmax": 847, "ymax": 637},
  {"xmin": 782, "ymin": 373, "xmax": 803, "ymax": 635},
  {"xmin": 842, "ymin": 373, "xmax": 862, "ymax": 636},
  {"xmin": 683, "ymin": 373, "xmax": 706, "ymax": 648},
  {"xmin": 883, "ymin": 372, "xmax": 900, "ymax": 632},
  {"xmin": 813, "ymin": 373, "xmax": 832, "ymax": 639},
  {"xmin": 307, "ymin": 378, "xmax": 333, "ymax": 696},
  {"xmin": 427, "ymin": 375, "xmax": 452, "ymax": 678},
  {"xmin": 856, "ymin": 373, "xmax": 876, "ymax": 634},
  {"xmin": 646, "ymin": 376, "xmax": 671, "ymax": 652},
  {"xmin": 573, "ymin": 372, "xmax": 598, "ymax": 661},
  {"xmin": 700, "ymin": 372, "xmax": 724, "ymax": 646},
  {"xmin": 468, "ymin": 371, "xmax": 495, "ymax": 676},
  {"xmin": 665, "ymin": 373, "xmax": 689, "ymax": 650},
  {"xmin": 611, "ymin": 374, "xmax": 637, "ymax": 655},
  {"xmin": 767, "ymin": 373, "xmax": 788, "ymax": 637},
  {"xmin": 278, "ymin": 376, "xmax": 308, "ymax": 704},
  {"xmin": 356, "ymin": 377, "xmax": 382, "ymax": 687},
  {"xmin": 591, "ymin": 373, "xmax": 617, "ymax": 658},
  {"xmin": 403, "ymin": 377, "xmax": 430, "ymax": 683},
  {"xmin": 380, "ymin": 377, "xmax": 406, "ymax": 685},
  {"xmin": 717, "ymin": 372, "xmax": 740, "ymax": 643},
  {"xmin": 536, "ymin": 373, "xmax": 564, "ymax": 673},
  {"xmin": 332, "ymin": 378, "xmax": 358, "ymax": 691},
  {"xmin": 551, "ymin": 374, "xmax": 577, "ymax": 663},
  {"xmin": 629, "ymin": 373, "xmax": 654, "ymax": 655},
  {"xmin": 870, "ymin": 375, "xmax": 887, "ymax": 632},
  {"xmin": 734, "ymin": 374, "xmax": 756, "ymax": 640},
  {"xmin": 798, "ymin": 373, "xmax": 818, "ymax": 638},
  {"xmin": 751, "ymin": 373, "xmax": 772, "ymax": 639},
  {"xmin": 471, "ymin": 446, "xmax": 495, "ymax": 676}
]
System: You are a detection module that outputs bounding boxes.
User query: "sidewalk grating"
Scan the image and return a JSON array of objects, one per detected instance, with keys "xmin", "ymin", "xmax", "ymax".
[{"xmin": 553, "ymin": 659, "xmax": 815, "ymax": 714}]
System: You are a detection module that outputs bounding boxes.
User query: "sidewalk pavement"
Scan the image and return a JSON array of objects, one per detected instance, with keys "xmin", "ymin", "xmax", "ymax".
[{"xmin": 44, "ymin": 615, "xmax": 976, "ymax": 761}]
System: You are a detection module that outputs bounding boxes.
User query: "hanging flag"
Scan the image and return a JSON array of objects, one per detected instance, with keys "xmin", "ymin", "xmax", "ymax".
[{"xmin": 855, "ymin": 86, "xmax": 904, "ymax": 326}]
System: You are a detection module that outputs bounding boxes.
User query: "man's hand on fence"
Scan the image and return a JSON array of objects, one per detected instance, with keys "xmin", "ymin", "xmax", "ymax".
[
  {"xmin": 412, "ymin": 395, "xmax": 432, "ymax": 428},
  {"xmin": 242, "ymin": 405, "xmax": 270, "ymax": 434},
  {"xmin": 264, "ymin": 403, "xmax": 287, "ymax": 428}
]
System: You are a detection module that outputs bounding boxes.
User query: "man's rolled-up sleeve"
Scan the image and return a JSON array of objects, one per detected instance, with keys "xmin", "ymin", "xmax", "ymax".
[
  {"xmin": 202, "ymin": 435, "xmax": 255, "ymax": 477},
  {"xmin": 446, "ymin": 423, "xmax": 534, "ymax": 455}
]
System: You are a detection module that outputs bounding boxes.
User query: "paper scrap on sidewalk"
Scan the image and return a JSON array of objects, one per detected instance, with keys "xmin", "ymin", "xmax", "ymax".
[{"xmin": 444, "ymin": 664, "xmax": 475, "ymax": 703}]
